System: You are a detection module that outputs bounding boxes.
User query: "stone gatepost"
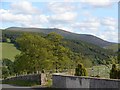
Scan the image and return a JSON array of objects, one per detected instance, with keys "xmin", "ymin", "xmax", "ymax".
[{"xmin": 40, "ymin": 73, "xmax": 47, "ymax": 85}]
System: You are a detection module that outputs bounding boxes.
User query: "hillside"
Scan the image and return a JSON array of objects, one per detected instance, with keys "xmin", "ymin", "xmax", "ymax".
[
  {"xmin": 1, "ymin": 42, "xmax": 20, "ymax": 61},
  {"xmin": 5, "ymin": 27, "xmax": 114, "ymax": 47},
  {"xmin": 104, "ymin": 44, "xmax": 119, "ymax": 52},
  {"xmin": 1, "ymin": 30, "xmax": 115, "ymax": 65}
]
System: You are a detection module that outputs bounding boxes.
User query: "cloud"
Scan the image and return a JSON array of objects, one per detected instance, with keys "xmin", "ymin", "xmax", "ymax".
[
  {"xmin": 50, "ymin": 12, "xmax": 77, "ymax": 24},
  {"xmin": 1, "ymin": 9, "xmax": 32, "ymax": 22},
  {"xmin": 35, "ymin": 15, "xmax": 49, "ymax": 24},
  {"xmin": 101, "ymin": 17, "xmax": 117, "ymax": 31},
  {"xmin": 47, "ymin": 2, "xmax": 77, "ymax": 24},
  {"xmin": 0, "ymin": 9, "xmax": 49, "ymax": 27},
  {"xmin": 0, "ymin": 1, "xmax": 49, "ymax": 28},
  {"xmin": 72, "ymin": 17, "xmax": 100, "ymax": 34},
  {"xmin": 101, "ymin": 17, "xmax": 117, "ymax": 26},
  {"xmin": 11, "ymin": 1, "xmax": 40, "ymax": 14},
  {"xmin": 98, "ymin": 30, "xmax": 118, "ymax": 42},
  {"xmin": 80, "ymin": 0, "xmax": 116, "ymax": 8},
  {"xmin": 48, "ymin": 2, "xmax": 75, "ymax": 13},
  {"xmin": 71, "ymin": 16, "xmax": 118, "ymax": 42}
]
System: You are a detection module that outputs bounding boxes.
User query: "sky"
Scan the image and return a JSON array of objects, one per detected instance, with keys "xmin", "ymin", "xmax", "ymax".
[{"xmin": 0, "ymin": 0, "xmax": 119, "ymax": 42}]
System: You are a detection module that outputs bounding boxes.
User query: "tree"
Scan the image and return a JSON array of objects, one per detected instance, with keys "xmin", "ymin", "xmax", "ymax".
[
  {"xmin": 110, "ymin": 64, "xmax": 118, "ymax": 79},
  {"xmin": 75, "ymin": 63, "xmax": 88, "ymax": 76},
  {"xmin": 80, "ymin": 58, "xmax": 93, "ymax": 68},
  {"xmin": 2, "ymin": 58, "xmax": 13, "ymax": 66},
  {"xmin": 2, "ymin": 66, "xmax": 9, "ymax": 79},
  {"xmin": 14, "ymin": 54, "xmax": 30, "ymax": 74},
  {"xmin": 110, "ymin": 64, "xmax": 120, "ymax": 79},
  {"xmin": 2, "ymin": 58, "xmax": 14, "ymax": 75},
  {"xmin": 46, "ymin": 32, "xmax": 72, "ymax": 72},
  {"xmin": 118, "ymin": 69, "xmax": 120, "ymax": 79},
  {"xmin": 15, "ymin": 33, "xmax": 53, "ymax": 74},
  {"xmin": 118, "ymin": 51, "xmax": 120, "ymax": 64}
]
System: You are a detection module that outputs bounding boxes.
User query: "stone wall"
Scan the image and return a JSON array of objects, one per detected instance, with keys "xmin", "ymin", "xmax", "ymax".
[
  {"xmin": 3, "ymin": 74, "xmax": 46, "ymax": 85},
  {"xmin": 52, "ymin": 74, "xmax": 120, "ymax": 89}
]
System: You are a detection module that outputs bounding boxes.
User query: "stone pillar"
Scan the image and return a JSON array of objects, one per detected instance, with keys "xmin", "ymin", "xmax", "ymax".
[{"xmin": 40, "ymin": 73, "xmax": 47, "ymax": 85}]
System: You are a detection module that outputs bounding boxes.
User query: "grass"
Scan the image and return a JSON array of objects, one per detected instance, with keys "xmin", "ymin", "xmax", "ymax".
[
  {"xmin": 87, "ymin": 65, "xmax": 112, "ymax": 78},
  {"xmin": 45, "ymin": 79, "xmax": 52, "ymax": 87},
  {"xmin": 1, "ymin": 42, "xmax": 20, "ymax": 61},
  {"xmin": 2, "ymin": 80, "xmax": 40, "ymax": 86},
  {"xmin": 105, "ymin": 44, "xmax": 118, "ymax": 52}
]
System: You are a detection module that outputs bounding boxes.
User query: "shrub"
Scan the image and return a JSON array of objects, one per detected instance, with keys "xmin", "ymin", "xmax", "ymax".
[
  {"xmin": 75, "ymin": 63, "xmax": 88, "ymax": 76},
  {"xmin": 2, "ymin": 67, "xmax": 9, "ymax": 79},
  {"xmin": 117, "ymin": 69, "xmax": 120, "ymax": 79},
  {"xmin": 110, "ymin": 64, "xmax": 120, "ymax": 79}
]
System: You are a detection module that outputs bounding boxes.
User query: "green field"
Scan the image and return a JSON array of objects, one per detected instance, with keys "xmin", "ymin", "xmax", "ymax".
[
  {"xmin": 105, "ymin": 44, "xmax": 118, "ymax": 52},
  {"xmin": 1, "ymin": 42, "xmax": 20, "ymax": 61},
  {"xmin": 87, "ymin": 65, "xmax": 112, "ymax": 78}
]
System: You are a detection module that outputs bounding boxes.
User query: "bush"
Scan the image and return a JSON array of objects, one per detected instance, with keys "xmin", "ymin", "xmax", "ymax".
[
  {"xmin": 110, "ymin": 64, "xmax": 120, "ymax": 79},
  {"xmin": 75, "ymin": 63, "xmax": 88, "ymax": 76},
  {"xmin": 2, "ymin": 58, "xmax": 14, "ymax": 76},
  {"xmin": 2, "ymin": 67, "xmax": 9, "ymax": 79},
  {"xmin": 117, "ymin": 69, "xmax": 120, "ymax": 79}
]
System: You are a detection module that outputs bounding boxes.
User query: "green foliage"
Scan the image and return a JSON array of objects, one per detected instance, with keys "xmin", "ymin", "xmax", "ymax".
[
  {"xmin": 14, "ymin": 32, "xmax": 73, "ymax": 74},
  {"xmin": 118, "ymin": 69, "xmax": 120, "ymax": 79},
  {"xmin": 110, "ymin": 64, "xmax": 117, "ymax": 79},
  {"xmin": 2, "ymin": 80, "xmax": 40, "ymax": 86},
  {"xmin": 81, "ymin": 58, "xmax": 93, "ymax": 68},
  {"xmin": 110, "ymin": 64, "xmax": 120, "ymax": 79},
  {"xmin": 2, "ymin": 58, "xmax": 13, "ymax": 66},
  {"xmin": 118, "ymin": 51, "xmax": 120, "ymax": 64},
  {"xmin": 2, "ymin": 30, "xmax": 117, "ymax": 77},
  {"xmin": 15, "ymin": 33, "xmax": 52, "ymax": 73},
  {"xmin": 2, "ymin": 66, "xmax": 9, "ymax": 79},
  {"xmin": 75, "ymin": 63, "xmax": 88, "ymax": 76},
  {"xmin": 105, "ymin": 44, "xmax": 119, "ymax": 52},
  {"xmin": 2, "ymin": 30, "xmax": 116, "ymax": 65},
  {"xmin": 46, "ymin": 32, "xmax": 72, "ymax": 72},
  {"xmin": 45, "ymin": 79, "xmax": 52, "ymax": 87},
  {"xmin": 63, "ymin": 39, "xmax": 115, "ymax": 65},
  {"xmin": 2, "ymin": 58, "xmax": 15, "ymax": 78}
]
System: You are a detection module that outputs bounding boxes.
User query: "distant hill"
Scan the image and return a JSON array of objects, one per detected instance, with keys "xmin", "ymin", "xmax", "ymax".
[{"xmin": 5, "ymin": 27, "xmax": 115, "ymax": 47}]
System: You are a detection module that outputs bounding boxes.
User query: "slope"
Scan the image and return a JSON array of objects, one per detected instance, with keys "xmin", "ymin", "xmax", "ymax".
[
  {"xmin": 5, "ymin": 27, "xmax": 114, "ymax": 47},
  {"xmin": 2, "ymin": 30, "xmax": 115, "ymax": 64},
  {"xmin": 1, "ymin": 42, "xmax": 20, "ymax": 61}
]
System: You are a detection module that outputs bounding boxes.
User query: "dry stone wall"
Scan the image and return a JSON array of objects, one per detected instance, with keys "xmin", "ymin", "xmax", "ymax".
[
  {"xmin": 3, "ymin": 74, "xmax": 46, "ymax": 85},
  {"xmin": 52, "ymin": 74, "xmax": 120, "ymax": 89}
]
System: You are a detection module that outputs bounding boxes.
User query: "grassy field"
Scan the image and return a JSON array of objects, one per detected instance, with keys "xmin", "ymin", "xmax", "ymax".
[
  {"xmin": 87, "ymin": 65, "xmax": 112, "ymax": 78},
  {"xmin": 105, "ymin": 44, "xmax": 118, "ymax": 52},
  {"xmin": 1, "ymin": 42, "xmax": 20, "ymax": 61}
]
